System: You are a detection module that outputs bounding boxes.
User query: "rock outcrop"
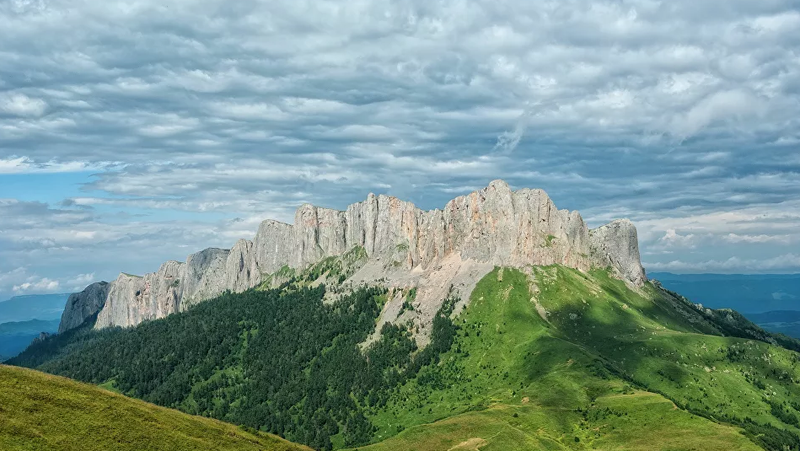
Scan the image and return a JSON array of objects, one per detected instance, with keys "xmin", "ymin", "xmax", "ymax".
[
  {"xmin": 62, "ymin": 180, "xmax": 647, "ymax": 333},
  {"xmin": 589, "ymin": 219, "xmax": 647, "ymax": 286},
  {"xmin": 58, "ymin": 281, "xmax": 110, "ymax": 333}
]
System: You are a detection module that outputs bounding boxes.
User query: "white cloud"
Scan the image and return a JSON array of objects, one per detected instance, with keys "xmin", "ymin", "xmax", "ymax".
[
  {"xmin": 772, "ymin": 291, "xmax": 797, "ymax": 301},
  {"xmin": 13, "ymin": 277, "xmax": 60, "ymax": 293},
  {"xmin": 0, "ymin": 0, "xmax": 799, "ymax": 285},
  {"xmin": 0, "ymin": 92, "xmax": 48, "ymax": 117},
  {"xmin": 0, "ymin": 156, "xmax": 118, "ymax": 174},
  {"xmin": 646, "ymin": 254, "xmax": 800, "ymax": 274},
  {"xmin": 658, "ymin": 229, "xmax": 696, "ymax": 248},
  {"xmin": 68, "ymin": 273, "xmax": 96, "ymax": 290},
  {"xmin": 722, "ymin": 233, "xmax": 791, "ymax": 244}
]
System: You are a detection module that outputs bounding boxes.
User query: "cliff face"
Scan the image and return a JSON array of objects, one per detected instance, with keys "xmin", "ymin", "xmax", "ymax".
[
  {"xmin": 60, "ymin": 180, "xmax": 647, "ymax": 333},
  {"xmin": 58, "ymin": 282, "xmax": 110, "ymax": 333}
]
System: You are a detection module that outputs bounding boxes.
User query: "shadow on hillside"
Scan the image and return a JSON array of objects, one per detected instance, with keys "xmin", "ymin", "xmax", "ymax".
[{"xmin": 531, "ymin": 267, "xmax": 800, "ymax": 449}]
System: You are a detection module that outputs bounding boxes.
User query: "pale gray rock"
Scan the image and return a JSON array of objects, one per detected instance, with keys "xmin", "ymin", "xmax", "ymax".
[
  {"xmin": 589, "ymin": 219, "xmax": 647, "ymax": 286},
  {"xmin": 181, "ymin": 248, "xmax": 231, "ymax": 308},
  {"xmin": 226, "ymin": 239, "xmax": 259, "ymax": 293},
  {"xmin": 31, "ymin": 331, "xmax": 51, "ymax": 345},
  {"xmin": 251, "ymin": 220, "xmax": 295, "ymax": 275},
  {"xmin": 95, "ymin": 273, "xmax": 146, "ymax": 329},
  {"xmin": 88, "ymin": 180, "xmax": 647, "ymax": 330},
  {"xmin": 58, "ymin": 281, "xmax": 110, "ymax": 333}
]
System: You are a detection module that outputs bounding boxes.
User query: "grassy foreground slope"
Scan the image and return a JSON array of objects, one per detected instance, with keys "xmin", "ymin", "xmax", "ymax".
[
  {"xmin": 0, "ymin": 365, "xmax": 310, "ymax": 451},
  {"xmin": 350, "ymin": 267, "xmax": 800, "ymax": 450}
]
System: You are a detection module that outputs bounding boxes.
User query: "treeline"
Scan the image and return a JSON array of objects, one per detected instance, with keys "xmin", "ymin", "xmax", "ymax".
[{"xmin": 10, "ymin": 284, "xmax": 459, "ymax": 450}]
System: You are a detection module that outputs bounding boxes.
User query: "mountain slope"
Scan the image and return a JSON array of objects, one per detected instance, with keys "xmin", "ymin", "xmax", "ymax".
[
  {"xmin": 12, "ymin": 261, "xmax": 800, "ymax": 450},
  {"xmin": 0, "ymin": 365, "xmax": 310, "ymax": 451},
  {"xmin": 353, "ymin": 393, "xmax": 760, "ymax": 451},
  {"xmin": 355, "ymin": 267, "xmax": 782, "ymax": 450}
]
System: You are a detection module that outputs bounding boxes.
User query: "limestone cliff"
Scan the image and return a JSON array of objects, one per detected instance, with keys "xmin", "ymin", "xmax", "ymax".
[
  {"xmin": 58, "ymin": 281, "xmax": 110, "ymax": 333},
  {"xmin": 60, "ymin": 180, "xmax": 647, "ymax": 333}
]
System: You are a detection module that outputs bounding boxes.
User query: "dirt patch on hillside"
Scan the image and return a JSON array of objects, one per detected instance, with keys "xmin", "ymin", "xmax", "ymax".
[{"xmin": 448, "ymin": 437, "xmax": 488, "ymax": 450}]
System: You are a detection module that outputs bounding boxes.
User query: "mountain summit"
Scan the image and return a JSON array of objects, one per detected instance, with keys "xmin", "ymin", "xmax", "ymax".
[{"xmin": 61, "ymin": 180, "xmax": 645, "ymax": 337}]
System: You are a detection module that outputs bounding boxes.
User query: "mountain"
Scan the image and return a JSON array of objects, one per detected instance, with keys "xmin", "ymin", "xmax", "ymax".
[
  {"xmin": 60, "ymin": 180, "xmax": 645, "ymax": 340},
  {"xmin": 0, "ymin": 318, "xmax": 60, "ymax": 361},
  {"xmin": 15, "ymin": 181, "xmax": 800, "ymax": 450},
  {"xmin": 649, "ymin": 272, "xmax": 800, "ymax": 313},
  {"xmin": 746, "ymin": 311, "xmax": 800, "ymax": 339},
  {"xmin": 0, "ymin": 292, "xmax": 68, "ymax": 323},
  {"xmin": 12, "ymin": 261, "xmax": 800, "ymax": 450},
  {"xmin": 58, "ymin": 281, "xmax": 110, "ymax": 333},
  {"xmin": 0, "ymin": 364, "xmax": 310, "ymax": 451}
]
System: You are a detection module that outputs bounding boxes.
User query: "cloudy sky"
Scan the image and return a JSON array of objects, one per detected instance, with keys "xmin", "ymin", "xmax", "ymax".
[{"xmin": 1, "ymin": 0, "xmax": 799, "ymax": 300}]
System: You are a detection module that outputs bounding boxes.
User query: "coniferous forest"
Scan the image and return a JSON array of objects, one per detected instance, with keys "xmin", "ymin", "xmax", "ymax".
[{"xmin": 11, "ymin": 283, "xmax": 456, "ymax": 450}]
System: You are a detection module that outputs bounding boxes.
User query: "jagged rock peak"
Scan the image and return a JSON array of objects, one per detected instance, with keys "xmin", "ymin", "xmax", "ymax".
[{"xmin": 62, "ymin": 180, "xmax": 646, "ymax": 332}]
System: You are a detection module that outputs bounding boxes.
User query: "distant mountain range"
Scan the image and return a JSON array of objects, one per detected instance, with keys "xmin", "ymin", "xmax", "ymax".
[
  {"xmin": 0, "ymin": 293, "xmax": 68, "ymax": 361},
  {"xmin": 649, "ymin": 272, "xmax": 800, "ymax": 313},
  {"xmin": 651, "ymin": 272, "xmax": 800, "ymax": 338},
  {"xmin": 0, "ymin": 319, "xmax": 60, "ymax": 362},
  {"xmin": 0, "ymin": 293, "xmax": 68, "ymax": 323}
]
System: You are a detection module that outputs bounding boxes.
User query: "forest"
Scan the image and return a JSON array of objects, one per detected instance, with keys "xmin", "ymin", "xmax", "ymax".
[{"xmin": 10, "ymin": 283, "xmax": 458, "ymax": 450}]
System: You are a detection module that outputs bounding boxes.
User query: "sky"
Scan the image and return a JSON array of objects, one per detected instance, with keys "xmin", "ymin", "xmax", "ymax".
[{"xmin": 1, "ymin": 0, "xmax": 799, "ymax": 301}]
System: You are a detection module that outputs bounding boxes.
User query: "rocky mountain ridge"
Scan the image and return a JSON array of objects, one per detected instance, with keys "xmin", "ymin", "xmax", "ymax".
[{"xmin": 61, "ymin": 180, "xmax": 646, "ymax": 334}]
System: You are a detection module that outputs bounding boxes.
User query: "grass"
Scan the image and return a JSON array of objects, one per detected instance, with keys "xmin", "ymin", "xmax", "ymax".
[
  {"xmin": 534, "ymin": 266, "xmax": 800, "ymax": 436},
  {"xmin": 0, "ymin": 365, "xmax": 311, "ymax": 451},
  {"xmin": 355, "ymin": 392, "xmax": 758, "ymax": 451},
  {"xmin": 347, "ymin": 267, "xmax": 761, "ymax": 450},
  {"xmin": 10, "ymin": 264, "xmax": 797, "ymax": 451}
]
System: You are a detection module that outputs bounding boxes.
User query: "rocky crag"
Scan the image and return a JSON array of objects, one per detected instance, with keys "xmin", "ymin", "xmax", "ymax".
[
  {"xmin": 58, "ymin": 282, "xmax": 110, "ymax": 333},
  {"xmin": 60, "ymin": 180, "xmax": 646, "ymax": 341}
]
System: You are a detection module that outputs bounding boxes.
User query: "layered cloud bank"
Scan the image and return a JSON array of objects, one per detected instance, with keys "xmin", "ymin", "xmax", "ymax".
[{"xmin": 1, "ymin": 1, "xmax": 799, "ymax": 300}]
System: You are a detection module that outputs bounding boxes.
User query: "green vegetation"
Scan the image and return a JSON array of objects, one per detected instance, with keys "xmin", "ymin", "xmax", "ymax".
[
  {"xmin": 304, "ymin": 246, "xmax": 368, "ymax": 285},
  {"xmin": 351, "ymin": 267, "xmax": 800, "ymax": 450},
  {"xmin": 400, "ymin": 287, "xmax": 417, "ymax": 314},
  {"xmin": 10, "ymin": 277, "xmax": 455, "ymax": 451},
  {"xmin": 0, "ymin": 364, "xmax": 310, "ymax": 451},
  {"xmin": 356, "ymin": 392, "xmax": 759, "ymax": 451},
  {"xmin": 11, "ymin": 263, "xmax": 800, "ymax": 451},
  {"xmin": 544, "ymin": 234, "xmax": 557, "ymax": 247}
]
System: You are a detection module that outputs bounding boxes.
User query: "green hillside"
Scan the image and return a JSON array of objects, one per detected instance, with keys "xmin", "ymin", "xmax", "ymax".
[
  {"xmin": 349, "ymin": 267, "xmax": 792, "ymax": 450},
  {"xmin": 10, "ymin": 263, "xmax": 800, "ymax": 450},
  {"xmin": 0, "ymin": 364, "xmax": 310, "ymax": 451}
]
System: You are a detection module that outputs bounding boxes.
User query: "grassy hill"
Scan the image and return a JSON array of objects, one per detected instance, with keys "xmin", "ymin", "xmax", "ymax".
[
  {"xmin": 351, "ymin": 267, "xmax": 773, "ymax": 450},
  {"xmin": 10, "ymin": 262, "xmax": 800, "ymax": 450},
  {"xmin": 0, "ymin": 365, "xmax": 311, "ymax": 451}
]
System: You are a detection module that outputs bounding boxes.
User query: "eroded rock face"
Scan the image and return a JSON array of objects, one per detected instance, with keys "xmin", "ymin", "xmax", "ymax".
[
  {"xmin": 58, "ymin": 282, "xmax": 110, "ymax": 333},
  {"xmin": 589, "ymin": 219, "xmax": 647, "ymax": 287},
  {"xmin": 73, "ymin": 180, "xmax": 647, "ymax": 331}
]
